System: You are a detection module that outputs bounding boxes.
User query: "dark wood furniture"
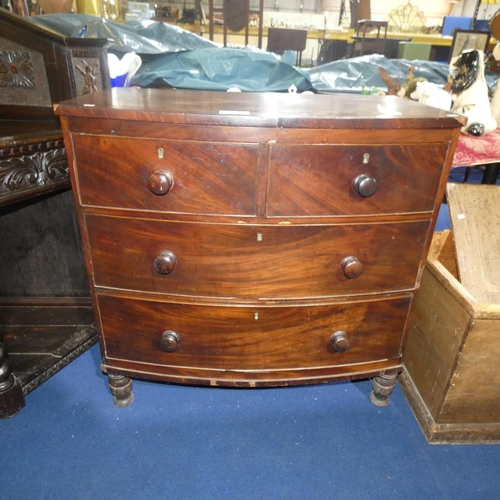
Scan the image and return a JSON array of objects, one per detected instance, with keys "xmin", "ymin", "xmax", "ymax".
[
  {"xmin": 208, "ymin": 0, "xmax": 264, "ymax": 49},
  {"xmin": 352, "ymin": 19, "xmax": 388, "ymax": 57},
  {"xmin": 0, "ymin": 9, "xmax": 109, "ymax": 418},
  {"xmin": 55, "ymin": 88, "xmax": 463, "ymax": 409},
  {"xmin": 267, "ymin": 28, "xmax": 308, "ymax": 66}
]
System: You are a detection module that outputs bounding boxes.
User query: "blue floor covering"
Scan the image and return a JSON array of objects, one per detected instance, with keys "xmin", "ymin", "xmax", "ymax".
[{"xmin": 1, "ymin": 167, "xmax": 499, "ymax": 500}]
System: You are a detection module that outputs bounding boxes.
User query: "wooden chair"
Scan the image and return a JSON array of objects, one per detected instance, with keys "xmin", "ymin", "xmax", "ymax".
[
  {"xmin": 267, "ymin": 28, "xmax": 308, "ymax": 66},
  {"xmin": 207, "ymin": 0, "xmax": 264, "ymax": 49},
  {"xmin": 352, "ymin": 19, "xmax": 388, "ymax": 57}
]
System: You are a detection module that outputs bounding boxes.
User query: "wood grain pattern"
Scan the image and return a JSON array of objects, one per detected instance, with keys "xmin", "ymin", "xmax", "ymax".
[
  {"xmin": 56, "ymin": 89, "xmax": 462, "ymax": 403},
  {"xmin": 99, "ymin": 294, "xmax": 409, "ymax": 371},
  {"xmin": 54, "ymin": 88, "xmax": 466, "ymax": 130},
  {"xmin": 268, "ymin": 143, "xmax": 448, "ymax": 216},
  {"xmin": 86, "ymin": 215, "xmax": 429, "ymax": 298},
  {"xmin": 403, "ymin": 230, "xmax": 500, "ymax": 443},
  {"xmin": 447, "ymin": 183, "xmax": 500, "ymax": 304},
  {"xmin": 73, "ymin": 135, "xmax": 259, "ymax": 215},
  {"xmin": 404, "ymin": 265, "xmax": 471, "ymax": 416}
]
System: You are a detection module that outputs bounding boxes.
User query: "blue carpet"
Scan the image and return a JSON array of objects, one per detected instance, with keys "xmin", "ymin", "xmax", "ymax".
[
  {"xmin": 2, "ymin": 168, "xmax": 499, "ymax": 500},
  {"xmin": 2, "ymin": 345, "xmax": 499, "ymax": 500}
]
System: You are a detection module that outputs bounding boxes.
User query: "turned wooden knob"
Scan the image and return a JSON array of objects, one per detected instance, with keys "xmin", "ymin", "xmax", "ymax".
[
  {"xmin": 329, "ymin": 331, "xmax": 350, "ymax": 352},
  {"xmin": 341, "ymin": 256, "xmax": 363, "ymax": 279},
  {"xmin": 149, "ymin": 170, "xmax": 174, "ymax": 195},
  {"xmin": 159, "ymin": 331, "xmax": 180, "ymax": 352},
  {"xmin": 154, "ymin": 251, "xmax": 177, "ymax": 274},
  {"xmin": 353, "ymin": 174, "xmax": 377, "ymax": 198}
]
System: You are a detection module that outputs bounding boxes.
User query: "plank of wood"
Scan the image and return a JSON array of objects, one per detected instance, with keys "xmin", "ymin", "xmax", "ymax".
[{"xmin": 446, "ymin": 183, "xmax": 500, "ymax": 305}]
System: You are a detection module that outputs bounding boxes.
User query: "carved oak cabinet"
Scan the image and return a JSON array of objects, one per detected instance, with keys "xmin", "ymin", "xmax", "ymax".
[
  {"xmin": 55, "ymin": 88, "xmax": 463, "ymax": 408},
  {"xmin": 0, "ymin": 9, "xmax": 108, "ymax": 418}
]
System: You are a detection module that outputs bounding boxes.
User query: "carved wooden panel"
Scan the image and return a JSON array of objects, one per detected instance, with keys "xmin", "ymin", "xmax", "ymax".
[
  {"xmin": 0, "ymin": 140, "xmax": 69, "ymax": 201},
  {"xmin": 72, "ymin": 56, "xmax": 104, "ymax": 96},
  {"xmin": 0, "ymin": 38, "xmax": 51, "ymax": 107}
]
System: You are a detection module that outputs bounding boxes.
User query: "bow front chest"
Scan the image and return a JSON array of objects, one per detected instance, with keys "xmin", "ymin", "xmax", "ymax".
[{"xmin": 55, "ymin": 89, "xmax": 463, "ymax": 407}]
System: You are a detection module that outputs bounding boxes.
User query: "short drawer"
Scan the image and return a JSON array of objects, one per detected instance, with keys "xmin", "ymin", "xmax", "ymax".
[
  {"xmin": 86, "ymin": 215, "xmax": 429, "ymax": 298},
  {"xmin": 99, "ymin": 295, "xmax": 410, "ymax": 370},
  {"xmin": 72, "ymin": 134, "xmax": 259, "ymax": 215},
  {"xmin": 267, "ymin": 144, "xmax": 449, "ymax": 216}
]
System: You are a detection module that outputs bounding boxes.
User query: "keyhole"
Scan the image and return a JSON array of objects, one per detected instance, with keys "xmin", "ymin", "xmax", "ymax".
[
  {"xmin": 158, "ymin": 148, "xmax": 164, "ymax": 159},
  {"xmin": 363, "ymin": 153, "xmax": 370, "ymax": 164}
]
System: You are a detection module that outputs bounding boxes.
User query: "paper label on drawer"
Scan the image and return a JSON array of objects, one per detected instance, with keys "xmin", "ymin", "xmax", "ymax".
[{"xmin": 219, "ymin": 110, "xmax": 251, "ymax": 115}]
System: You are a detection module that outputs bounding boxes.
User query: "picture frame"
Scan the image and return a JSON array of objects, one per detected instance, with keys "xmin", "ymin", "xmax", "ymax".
[{"xmin": 449, "ymin": 29, "xmax": 491, "ymax": 62}]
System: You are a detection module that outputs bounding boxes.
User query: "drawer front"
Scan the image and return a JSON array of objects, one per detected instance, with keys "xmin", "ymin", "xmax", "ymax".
[
  {"xmin": 87, "ymin": 215, "xmax": 429, "ymax": 298},
  {"xmin": 99, "ymin": 295, "xmax": 410, "ymax": 370},
  {"xmin": 72, "ymin": 135, "xmax": 259, "ymax": 215},
  {"xmin": 267, "ymin": 144, "xmax": 448, "ymax": 216}
]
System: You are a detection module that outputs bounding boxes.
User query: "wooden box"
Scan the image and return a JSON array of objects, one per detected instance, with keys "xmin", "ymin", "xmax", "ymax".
[{"xmin": 400, "ymin": 229, "xmax": 500, "ymax": 444}]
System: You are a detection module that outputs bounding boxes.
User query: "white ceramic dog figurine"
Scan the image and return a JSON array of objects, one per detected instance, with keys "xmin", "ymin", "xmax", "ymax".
[
  {"xmin": 410, "ymin": 81, "xmax": 452, "ymax": 111},
  {"xmin": 449, "ymin": 49, "xmax": 497, "ymax": 136}
]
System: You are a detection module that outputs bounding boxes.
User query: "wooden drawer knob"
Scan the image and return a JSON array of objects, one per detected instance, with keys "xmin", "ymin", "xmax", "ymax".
[
  {"xmin": 154, "ymin": 251, "xmax": 177, "ymax": 274},
  {"xmin": 159, "ymin": 331, "xmax": 180, "ymax": 352},
  {"xmin": 341, "ymin": 256, "xmax": 363, "ymax": 279},
  {"xmin": 149, "ymin": 170, "xmax": 174, "ymax": 195},
  {"xmin": 353, "ymin": 174, "xmax": 377, "ymax": 197},
  {"xmin": 329, "ymin": 331, "xmax": 351, "ymax": 352}
]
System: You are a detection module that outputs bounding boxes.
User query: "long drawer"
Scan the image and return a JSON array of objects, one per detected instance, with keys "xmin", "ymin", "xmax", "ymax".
[
  {"xmin": 99, "ymin": 294, "xmax": 410, "ymax": 370},
  {"xmin": 72, "ymin": 135, "xmax": 259, "ymax": 215},
  {"xmin": 86, "ymin": 215, "xmax": 429, "ymax": 298},
  {"xmin": 267, "ymin": 143, "xmax": 448, "ymax": 216}
]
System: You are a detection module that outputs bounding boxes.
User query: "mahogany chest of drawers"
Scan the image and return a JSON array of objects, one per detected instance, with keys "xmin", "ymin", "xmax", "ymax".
[{"xmin": 55, "ymin": 88, "xmax": 463, "ymax": 408}]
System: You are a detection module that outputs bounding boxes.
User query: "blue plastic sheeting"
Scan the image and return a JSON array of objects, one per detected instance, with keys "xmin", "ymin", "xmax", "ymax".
[
  {"xmin": 28, "ymin": 14, "xmax": 500, "ymax": 93},
  {"xmin": 308, "ymin": 54, "xmax": 451, "ymax": 93},
  {"xmin": 29, "ymin": 14, "xmax": 217, "ymax": 54},
  {"xmin": 132, "ymin": 47, "xmax": 313, "ymax": 92}
]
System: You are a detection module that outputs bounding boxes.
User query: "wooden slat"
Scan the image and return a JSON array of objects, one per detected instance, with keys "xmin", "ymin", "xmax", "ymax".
[{"xmin": 447, "ymin": 183, "xmax": 500, "ymax": 305}]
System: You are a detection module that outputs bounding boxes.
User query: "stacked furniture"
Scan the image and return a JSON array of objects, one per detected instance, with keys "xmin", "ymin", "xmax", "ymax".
[{"xmin": 0, "ymin": 9, "xmax": 109, "ymax": 418}]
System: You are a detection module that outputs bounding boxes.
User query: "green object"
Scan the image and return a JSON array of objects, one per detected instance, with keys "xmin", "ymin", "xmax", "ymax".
[{"xmin": 397, "ymin": 42, "xmax": 432, "ymax": 61}]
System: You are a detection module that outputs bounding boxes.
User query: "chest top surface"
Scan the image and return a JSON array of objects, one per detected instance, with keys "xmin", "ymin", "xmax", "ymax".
[{"xmin": 54, "ymin": 88, "xmax": 465, "ymax": 130}]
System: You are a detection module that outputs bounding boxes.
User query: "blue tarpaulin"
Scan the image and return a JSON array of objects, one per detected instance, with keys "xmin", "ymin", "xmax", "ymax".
[{"xmin": 30, "ymin": 14, "xmax": 498, "ymax": 94}]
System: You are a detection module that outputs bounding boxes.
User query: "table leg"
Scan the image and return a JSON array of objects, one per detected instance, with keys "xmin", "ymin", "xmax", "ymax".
[
  {"xmin": 482, "ymin": 163, "xmax": 500, "ymax": 184},
  {"xmin": 0, "ymin": 342, "xmax": 25, "ymax": 418}
]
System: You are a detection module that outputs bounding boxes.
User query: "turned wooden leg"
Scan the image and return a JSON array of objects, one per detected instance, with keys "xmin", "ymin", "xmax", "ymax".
[
  {"xmin": 369, "ymin": 373, "xmax": 398, "ymax": 407},
  {"xmin": 108, "ymin": 374, "xmax": 134, "ymax": 408},
  {"xmin": 0, "ymin": 342, "xmax": 26, "ymax": 418}
]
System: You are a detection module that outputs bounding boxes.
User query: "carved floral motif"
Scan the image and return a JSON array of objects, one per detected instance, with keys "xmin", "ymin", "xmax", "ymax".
[
  {"xmin": 0, "ymin": 148, "xmax": 68, "ymax": 195},
  {"xmin": 0, "ymin": 50, "xmax": 35, "ymax": 89}
]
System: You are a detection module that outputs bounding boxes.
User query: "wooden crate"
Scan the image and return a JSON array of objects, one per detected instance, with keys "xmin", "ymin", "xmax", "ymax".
[{"xmin": 400, "ymin": 229, "xmax": 500, "ymax": 444}]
